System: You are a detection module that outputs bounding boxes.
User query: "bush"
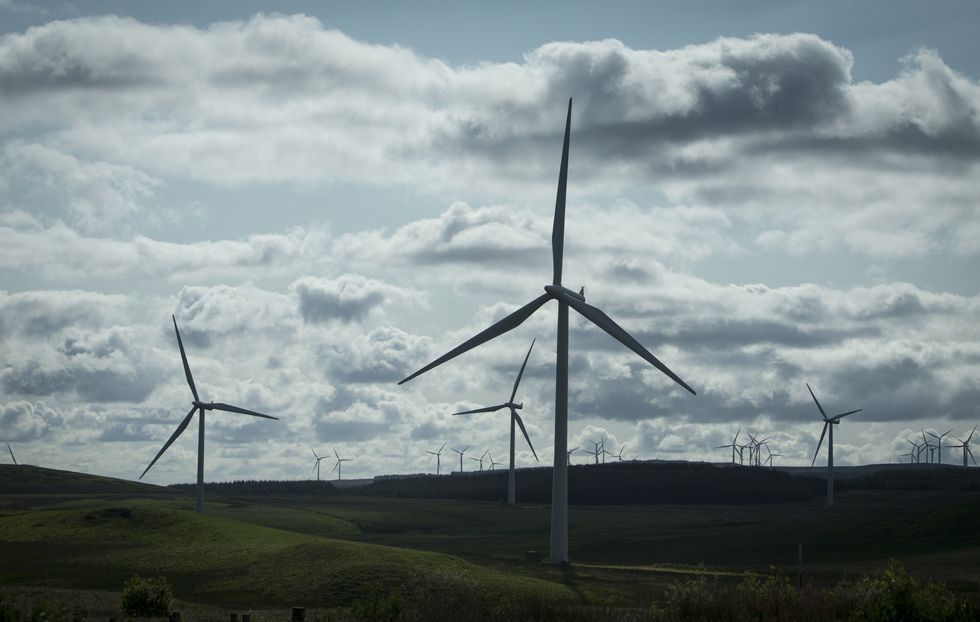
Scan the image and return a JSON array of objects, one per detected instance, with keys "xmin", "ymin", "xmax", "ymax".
[
  {"xmin": 120, "ymin": 574, "xmax": 172, "ymax": 617},
  {"xmin": 841, "ymin": 560, "xmax": 973, "ymax": 622}
]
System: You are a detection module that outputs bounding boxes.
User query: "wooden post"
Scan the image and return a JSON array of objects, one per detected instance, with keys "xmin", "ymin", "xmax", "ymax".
[
  {"xmin": 291, "ymin": 607, "xmax": 305, "ymax": 622},
  {"xmin": 797, "ymin": 543, "xmax": 803, "ymax": 590}
]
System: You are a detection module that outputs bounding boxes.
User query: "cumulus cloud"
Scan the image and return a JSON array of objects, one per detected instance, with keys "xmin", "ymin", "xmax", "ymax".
[{"xmin": 291, "ymin": 274, "xmax": 424, "ymax": 324}]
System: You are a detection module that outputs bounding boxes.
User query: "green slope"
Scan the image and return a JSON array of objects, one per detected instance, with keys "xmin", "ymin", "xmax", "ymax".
[{"xmin": 0, "ymin": 498, "xmax": 575, "ymax": 609}]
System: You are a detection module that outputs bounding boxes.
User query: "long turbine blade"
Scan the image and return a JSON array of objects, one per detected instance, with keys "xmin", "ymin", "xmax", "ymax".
[
  {"xmin": 967, "ymin": 426, "xmax": 977, "ymax": 444},
  {"xmin": 970, "ymin": 447, "xmax": 977, "ymax": 466},
  {"xmin": 806, "ymin": 383, "xmax": 827, "ymax": 419},
  {"xmin": 140, "ymin": 406, "xmax": 196, "ymax": 479},
  {"xmin": 733, "ymin": 426, "xmax": 741, "ymax": 444},
  {"xmin": 552, "ymin": 98, "xmax": 572, "ymax": 286},
  {"xmin": 811, "ymin": 422, "xmax": 829, "ymax": 467},
  {"xmin": 208, "ymin": 403, "xmax": 278, "ymax": 420},
  {"xmin": 831, "ymin": 408, "xmax": 862, "ymax": 421},
  {"xmin": 311, "ymin": 447, "xmax": 319, "ymax": 459},
  {"xmin": 452, "ymin": 404, "xmax": 508, "ymax": 416},
  {"xmin": 513, "ymin": 409, "xmax": 539, "ymax": 462},
  {"xmin": 7, "ymin": 442, "xmax": 16, "ymax": 465},
  {"xmin": 439, "ymin": 442, "xmax": 446, "ymax": 453},
  {"xmin": 172, "ymin": 316, "xmax": 199, "ymax": 402},
  {"xmin": 399, "ymin": 294, "xmax": 551, "ymax": 385},
  {"xmin": 558, "ymin": 292, "xmax": 695, "ymax": 395},
  {"xmin": 509, "ymin": 339, "xmax": 536, "ymax": 403}
]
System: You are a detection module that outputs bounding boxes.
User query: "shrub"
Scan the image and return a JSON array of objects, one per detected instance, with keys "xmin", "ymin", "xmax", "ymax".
[{"xmin": 120, "ymin": 574, "xmax": 173, "ymax": 617}]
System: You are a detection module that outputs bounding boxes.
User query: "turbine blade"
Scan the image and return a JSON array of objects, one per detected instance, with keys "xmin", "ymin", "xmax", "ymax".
[
  {"xmin": 927, "ymin": 431, "xmax": 940, "ymax": 440},
  {"xmin": 552, "ymin": 98, "xmax": 572, "ymax": 286},
  {"xmin": 173, "ymin": 316, "xmax": 199, "ymax": 402},
  {"xmin": 969, "ymin": 447, "xmax": 977, "ymax": 466},
  {"xmin": 439, "ymin": 441, "xmax": 446, "ymax": 453},
  {"xmin": 560, "ymin": 292, "xmax": 695, "ymax": 395},
  {"xmin": 311, "ymin": 447, "xmax": 319, "ymax": 459},
  {"xmin": 811, "ymin": 422, "xmax": 829, "ymax": 467},
  {"xmin": 733, "ymin": 426, "xmax": 741, "ymax": 444},
  {"xmin": 208, "ymin": 402, "xmax": 278, "ymax": 420},
  {"xmin": 966, "ymin": 426, "xmax": 977, "ymax": 443},
  {"xmin": 334, "ymin": 448, "xmax": 340, "ymax": 461},
  {"xmin": 942, "ymin": 428, "xmax": 953, "ymax": 438},
  {"xmin": 832, "ymin": 409, "xmax": 862, "ymax": 421},
  {"xmin": 140, "ymin": 406, "xmax": 197, "ymax": 479},
  {"xmin": 463, "ymin": 445, "xmax": 470, "ymax": 453},
  {"xmin": 509, "ymin": 339, "xmax": 536, "ymax": 404},
  {"xmin": 7, "ymin": 442, "xmax": 16, "ymax": 465},
  {"xmin": 513, "ymin": 410, "xmax": 539, "ymax": 462},
  {"xmin": 332, "ymin": 461, "xmax": 339, "ymax": 473},
  {"xmin": 452, "ymin": 404, "xmax": 508, "ymax": 416},
  {"xmin": 806, "ymin": 383, "xmax": 827, "ymax": 419},
  {"xmin": 399, "ymin": 293, "xmax": 552, "ymax": 385}
]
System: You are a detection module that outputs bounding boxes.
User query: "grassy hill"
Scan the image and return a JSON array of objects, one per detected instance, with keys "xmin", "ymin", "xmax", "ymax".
[{"xmin": 0, "ymin": 464, "xmax": 177, "ymax": 496}]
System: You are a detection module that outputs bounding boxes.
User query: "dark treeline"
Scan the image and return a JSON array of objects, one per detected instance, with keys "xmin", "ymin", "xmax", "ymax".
[
  {"xmin": 839, "ymin": 466, "xmax": 980, "ymax": 492},
  {"xmin": 358, "ymin": 462, "xmax": 826, "ymax": 505},
  {"xmin": 172, "ymin": 479, "xmax": 340, "ymax": 495}
]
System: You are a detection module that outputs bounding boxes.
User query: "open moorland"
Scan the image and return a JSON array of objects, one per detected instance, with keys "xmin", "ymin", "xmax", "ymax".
[{"xmin": 2, "ymin": 463, "xmax": 979, "ymax": 620}]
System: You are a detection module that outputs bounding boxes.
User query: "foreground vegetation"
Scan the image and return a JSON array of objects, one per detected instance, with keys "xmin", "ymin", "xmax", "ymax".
[{"xmin": 1, "ymin": 464, "xmax": 979, "ymax": 620}]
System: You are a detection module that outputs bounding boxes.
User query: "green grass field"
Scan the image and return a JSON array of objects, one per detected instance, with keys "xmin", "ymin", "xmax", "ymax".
[{"xmin": 2, "ymin": 464, "xmax": 979, "ymax": 620}]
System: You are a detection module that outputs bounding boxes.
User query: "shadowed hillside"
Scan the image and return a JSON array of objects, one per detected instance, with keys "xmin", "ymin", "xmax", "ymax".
[{"xmin": 0, "ymin": 464, "xmax": 177, "ymax": 496}]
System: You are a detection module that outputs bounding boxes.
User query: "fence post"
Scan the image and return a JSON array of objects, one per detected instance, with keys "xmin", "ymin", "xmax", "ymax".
[
  {"xmin": 291, "ymin": 607, "xmax": 305, "ymax": 622},
  {"xmin": 797, "ymin": 543, "xmax": 803, "ymax": 590}
]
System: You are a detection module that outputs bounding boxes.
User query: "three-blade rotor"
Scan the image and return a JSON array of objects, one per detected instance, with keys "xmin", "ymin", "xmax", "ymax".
[
  {"xmin": 808, "ymin": 383, "xmax": 862, "ymax": 466},
  {"xmin": 140, "ymin": 316, "xmax": 278, "ymax": 480},
  {"xmin": 398, "ymin": 99, "xmax": 694, "ymax": 398}
]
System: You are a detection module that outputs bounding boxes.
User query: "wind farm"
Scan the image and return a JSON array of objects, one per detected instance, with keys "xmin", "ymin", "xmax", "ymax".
[{"xmin": 3, "ymin": 5, "xmax": 980, "ymax": 619}]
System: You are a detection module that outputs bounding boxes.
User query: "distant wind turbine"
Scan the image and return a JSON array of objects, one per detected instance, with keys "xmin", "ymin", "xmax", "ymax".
[
  {"xmin": 452, "ymin": 445, "xmax": 470, "ymax": 473},
  {"xmin": 426, "ymin": 442, "xmax": 447, "ymax": 475},
  {"xmin": 140, "ymin": 316, "xmax": 278, "ymax": 513},
  {"xmin": 927, "ymin": 428, "xmax": 953, "ymax": 464},
  {"xmin": 332, "ymin": 449, "xmax": 350, "ymax": 480},
  {"xmin": 397, "ymin": 99, "xmax": 695, "ymax": 563},
  {"xmin": 566, "ymin": 446, "xmax": 578, "ymax": 466},
  {"xmin": 6, "ymin": 442, "xmax": 16, "ymax": 465},
  {"xmin": 311, "ymin": 448, "xmax": 328, "ymax": 481},
  {"xmin": 715, "ymin": 427, "xmax": 741, "ymax": 464},
  {"xmin": 950, "ymin": 426, "xmax": 977, "ymax": 467},
  {"xmin": 808, "ymin": 383, "xmax": 861, "ymax": 508},
  {"xmin": 469, "ymin": 449, "xmax": 490, "ymax": 471},
  {"xmin": 452, "ymin": 340, "xmax": 540, "ymax": 503},
  {"xmin": 488, "ymin": 451, "xmax": 504, "ymax": 470}
]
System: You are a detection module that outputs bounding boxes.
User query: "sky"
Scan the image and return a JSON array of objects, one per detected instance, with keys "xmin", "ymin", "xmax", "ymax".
[{"xmin": 1, "ymin": 1, "xmax": 979, "ymax": 483}]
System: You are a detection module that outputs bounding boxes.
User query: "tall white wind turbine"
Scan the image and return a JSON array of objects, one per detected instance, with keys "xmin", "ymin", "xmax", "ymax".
[
  {"xmin": 451, "ymin": 445, "xmax": 470, "ymax": 472},
  {"xmin": 140, "ymin": 316, "xmax": 278, "ymax": 513},
  {"xmin": 951, "ymin": 426, "xmax": 977, "ymax": 467},
  {"xmin": 927, "ymin": 428, "xmax": 953, "ymax": 464},
  {"xmin": 452, "ymin": 340, "xmax": 539, "ymax": 503},
  {"xmin": 332, "ymin": 449, "xmax": 350, "ymax": 480},
  {"xmin": 715, "ymin": 427, "xmax": 741, "ymax": 464},
  {"xmin": 311, "ymin": 448, "xmax": 327, "ymax": 481},
  {"xmin": 426, "ymin": 442, "xmax": 447, "ymax": 475},
  {"xmin": 808, "ymin": 383, "xmax": 861, "ymax": 508},
  {"xmin": 398, "ymin": 99, "xmax": 695, "ymax": 563}
]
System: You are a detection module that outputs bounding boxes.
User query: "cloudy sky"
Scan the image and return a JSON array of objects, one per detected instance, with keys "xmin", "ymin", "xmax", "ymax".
[{"xmin": 2, "ymin": 1, "xmax": 979, "ymax": 483}]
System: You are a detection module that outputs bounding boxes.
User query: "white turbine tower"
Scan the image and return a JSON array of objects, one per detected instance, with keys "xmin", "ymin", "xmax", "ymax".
[
  {"xmin": 311, "ymin": 448, "xmax": 328, "ymax": 481},
  {"xmin": 950, "ymin": 426, "xmax": 977, "ymax": 467},
  {"xmin": 452, "ymin": 340, "xmax": 539, "ymax": 503},
  {"xmin": 426, "ymin": 442, "xmax": 447, "ymax": 475},
  {"xmin": 398, "ymin": 99, "xmax": 695, "ymax": 563},
  {"xmin": 808, "ymin": 383, "xmax": 861, "ymax": 508},
  {"xmin": 332, "ymin": 449, "xmax": 350, "ymax": 480},
  {"xmin": 451, "ymin": 445, "xmax": 470, "ymax": 473},
  {"xmin": 715, "ymin": 427, "xmax": 741, "ymax": 464},
  {"xmin": 927, "ymin": 428, "xmax": 953, "ymax": 464},
  {"xmin": 140, "ymin": 316, "xmax": 278, "ymax": 513}
]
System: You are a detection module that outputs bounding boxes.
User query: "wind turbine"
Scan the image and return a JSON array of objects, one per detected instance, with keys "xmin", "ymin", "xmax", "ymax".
[
  {"xmin": 426, "ymin": 442, "xmax": 447, "ymax": 474},
  {"xmin": 614, "ymin": 444, "xmax": 627, "ymax": 462},
  {"xmin": 6, "ymin": 442, "xmax": 16, "ymax": 465},
  {"xmin": 332, "ymin": 449, "xmax": 350, "ymax": 480},
  {"xmin": 311, "ymin": 448, "xmax": 328, "ymax": 481},
  {"xmin": 588, "ymin": 440, "xmax": 603, "ymax": 465},
  {"xmin": 468, "ymin": 449, "xmax": 490, "ymax": 471},
  {"xmin": 715, "ymin": 427, "xmax": 741, "ymax": 464},
  {"xmin": 452, "ymin": 340, "xmax": 540, "ymax": 503},
  {"xmin": 950, "ymin": 426, "xmax": 977, "ymax": 467},
  {"xmin": 920, "ymin": 430, "xmax": 936, "ymax": 464},
  {"xmin": 566, "ymin": 446, "xmax": 578, "ymax": 466},
  {"xmin": 397, "ymin": 99, "xmax": 695, "ymax": 563},
  {"xmin": 905, "ymin": 438, "xmax": 921, "ymax": 464},
  {"xmin": 452, "ymin": 445, "xmax": 470, "ymax": 472},
  {"xmin": 808, "ymin": 382, "xmax": 861, "ymax": 508},
  {"xmin": 927, "ymin": 428, "xmax": 953, "ymax": 464},
  {"xmin": 765, "ymin": 445, "xmax": 781, "ymax": 468},
  {"xmin": 140, "ymin": 316, "xmax": 278, "ymax": 513},
  {"xmin": 489, "ymin": 452, "xmax": 504, "ymax": 470}
]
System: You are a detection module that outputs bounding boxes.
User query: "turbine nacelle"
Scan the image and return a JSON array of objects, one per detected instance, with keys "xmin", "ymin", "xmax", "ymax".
[{"xmin": 544, "ymin": 284, "xmax": 585, "ymax": 302}]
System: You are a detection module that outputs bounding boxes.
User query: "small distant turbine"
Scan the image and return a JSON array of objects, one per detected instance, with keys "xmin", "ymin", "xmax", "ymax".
[
  {"xmin": 398, "ymin": 99, "xmax": 695, "ymax": 563},
  {"xmin": 311, "ymin": 448, "xmax": 328, "ymax": 481},
  {"xmin": 452, "ymin": 445, "xmax": 470, "ymax": 472},
  {"xmin": 808, "ymin": 382, "xmax": 861, "ymax": 508},
  {"xmin": 588, "ymin": 439, "xmax": 603, "ymax": 465},
  {"xmin": 950, "ymin": 426, "xmax": 977, "ymax": 467},
  {"xmin": 566, "ymin": 446, "xmax": 578, "ymax": 466},
  {"xmin": 614, "ymin": 444, "xmax": 627, "ymax": 462},
  {"xmin": 468, "ymin": 449, "xmax": 490, "ymax": 471},
  {"xmin": 488, "ymin": 452, "xmax": 504, "ymax": 471},
  {"xmin": 715, "ymin": 427, "xmax": 741, "ymax": 465},
  {"xmin": 426, "ymin": 442, "xmax": 447, "ymax": 475},
  {"xmin": 332, "ymin": 449, "xmax": 351, "ymax": 480},
  {"xmin": 905, "ymin": 438, "xmax": 921, "ymax": 464},
  {"xmin": 927, "ymin": 428, "xmax": 953, "ymax": 464},
  {"xmin": 140, "ymin": 316, "xmax": 278, "ymax": 513},
  {"xmin": 452, "ymin": 340, "xmax": 539, "ymax": 503}
]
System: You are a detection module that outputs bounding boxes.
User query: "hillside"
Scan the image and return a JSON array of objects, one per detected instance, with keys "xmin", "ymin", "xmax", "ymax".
[{"xmin": 0, "ymin": 464, "xmax": 177, "ymax": 496}]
